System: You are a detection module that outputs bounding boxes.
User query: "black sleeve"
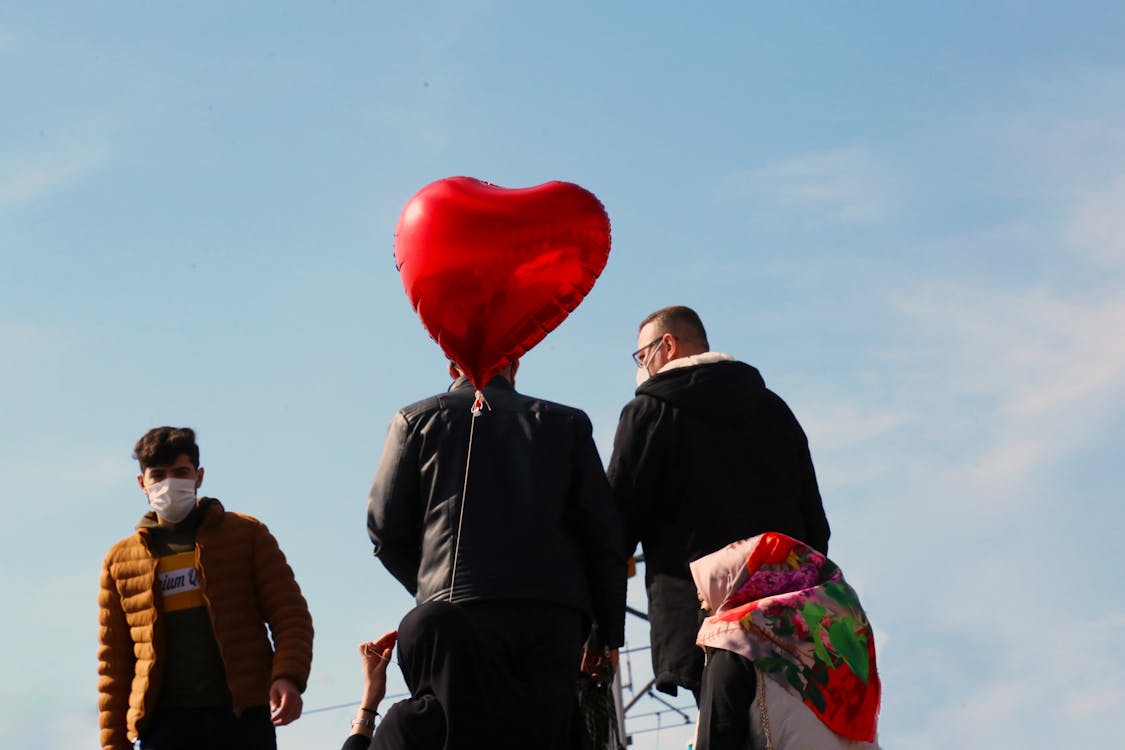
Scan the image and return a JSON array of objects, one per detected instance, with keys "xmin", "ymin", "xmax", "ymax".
[
  {"xmin": 775, "ymin": 398, "xmax": 830, "ymax": 555},
  {"xmin": 797, "ymin": 432, "xmax": 830, "ymax": 555},
  {"xmin": 341, "ymin": 733, "xmax": 372, "ymax": 750},
  {"xmin": 769, "ymin": 391, "xmax": 831, "ymax": 556},
  {"xmin": 606, "ymin": 396, "xmax": 667, "ymax": 557},
  {"xmin": 366, "ymin": 412, "xmax": 423, "ymax": 595},
  {"xmin": 571, "ymin": 414, "xmax": 628, "ymax": 648}
]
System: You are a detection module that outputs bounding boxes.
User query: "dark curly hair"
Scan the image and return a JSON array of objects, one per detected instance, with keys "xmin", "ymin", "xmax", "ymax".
[{"xmin": 133, "ymin": 426, "xmax": 200, "ymax": 470}]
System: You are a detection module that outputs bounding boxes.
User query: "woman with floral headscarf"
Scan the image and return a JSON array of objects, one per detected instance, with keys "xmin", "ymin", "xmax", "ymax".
[{"xmin": 689, "ymin": 533, "xmax": 881, "ymax": 750}]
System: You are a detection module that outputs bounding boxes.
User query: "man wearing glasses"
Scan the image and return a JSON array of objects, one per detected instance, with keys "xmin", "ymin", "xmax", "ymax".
[{"xmin": 607, "ymin": 305, "xmax": 830, "ymax": 704}]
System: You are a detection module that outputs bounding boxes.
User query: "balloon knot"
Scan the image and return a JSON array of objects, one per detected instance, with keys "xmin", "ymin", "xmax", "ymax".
[
  {"xmin": 472, "ymin": 391, "xmax": 495, "ymax": 420},
  {"xmin": 471, "ymin": 390, "xmax": 492, "ymax": 417}
]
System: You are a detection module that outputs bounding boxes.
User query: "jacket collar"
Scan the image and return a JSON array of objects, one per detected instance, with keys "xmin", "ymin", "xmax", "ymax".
[
  {"xmin": 449, "ymin": 375, "xmax": 516, "ymax": 393},
  {"xmin": 656, "ymin": 351, "xmax": 734, "ymax": 374}
]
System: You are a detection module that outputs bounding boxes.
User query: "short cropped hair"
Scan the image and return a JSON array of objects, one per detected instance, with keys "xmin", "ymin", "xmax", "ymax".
[
  {"xmin": 133, "ymin": 426, "xmax": 200, "ymax": 470},
  {"xmin": 639, "ymin": 305, "xmax": 709, "ymax": 350}
]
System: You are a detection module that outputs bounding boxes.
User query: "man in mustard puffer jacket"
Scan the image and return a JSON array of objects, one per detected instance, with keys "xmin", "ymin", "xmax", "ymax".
[{"xmin": 97, "ymin": 426, "xmax": 314, "ymax": 750}]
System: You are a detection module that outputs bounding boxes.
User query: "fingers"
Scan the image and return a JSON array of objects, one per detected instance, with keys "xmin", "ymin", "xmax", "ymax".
[
  {"xmin": 578, "ymin": 647, "xmax": 618, "ymax": 681},
  {"xmin": 375, "ymin": 629, "xmax": 398, "ymax": 649},
  {"xmin": 359, "ymin": 630, "xmax": 398, "ymax": 663},
  {"xmin": 579, "ymin": 646, "xmax": 596, "ymax": 676},
  {"xmin": 269, "ymin": 682, "xmax": 303, "ymax": 726},
  {"xmin": 579, "ymin": 646, "xmax": 604, "ymax": 678}
]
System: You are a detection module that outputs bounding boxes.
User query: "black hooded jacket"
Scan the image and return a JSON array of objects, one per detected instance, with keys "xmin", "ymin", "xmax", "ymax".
[
  {"xmin": 367, "ymin": 376, "xmax": 627, "ymax": 647},
  {"xmin": 607, "ymin": 357, "xmax": 829, "ymax": 694}
]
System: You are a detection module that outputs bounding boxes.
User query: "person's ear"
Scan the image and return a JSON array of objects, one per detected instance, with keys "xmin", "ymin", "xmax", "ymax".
[
  {"xmin": 137, "ymin": 473, "xmax": 147, "ymax": 492},
  {"xmin": 195, "ymin": 466, "xmax": 204, "ymax": 490},
  {"xmin": 663, "ymin": 333, "xmax": 677, "ymax": 359}
]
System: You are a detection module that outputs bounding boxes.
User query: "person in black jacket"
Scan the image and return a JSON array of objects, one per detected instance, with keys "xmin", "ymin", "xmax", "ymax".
[
  {"xmin": 366, "ymin": 360, "xmax": 626, "ymax": 749},
  {"xmin": 607, "ymin": 306, "xmax": 830, "ymax": 702}
]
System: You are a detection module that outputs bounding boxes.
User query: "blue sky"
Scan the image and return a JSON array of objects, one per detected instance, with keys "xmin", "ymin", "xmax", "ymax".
[{"xmin": 3, "ymin": 2, "xmax": 1124, "ymax": 748}]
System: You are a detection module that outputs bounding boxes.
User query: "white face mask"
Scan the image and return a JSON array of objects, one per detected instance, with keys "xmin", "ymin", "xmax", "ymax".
[
  {"xmin": 636, "ymin": 343, "xmax": 660, "ymax": 387},
  {"xmin": 146, "ymin": 477, "xmax": 198, "ymax": 523},
  {"xmin": 636, "ymin": 365, "xmax": 650, "ymax": 388}
]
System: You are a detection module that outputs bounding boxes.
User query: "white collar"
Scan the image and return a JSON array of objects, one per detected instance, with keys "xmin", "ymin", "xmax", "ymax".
[{"xmin": 657, "ymin": 351, "xmax": 734, "ymax": 374}]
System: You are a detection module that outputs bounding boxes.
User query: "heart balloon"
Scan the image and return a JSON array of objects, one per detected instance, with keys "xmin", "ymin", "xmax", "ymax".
[{"xmin": 394, "ymin": 177, "xmax": 612, "ymax": 389}]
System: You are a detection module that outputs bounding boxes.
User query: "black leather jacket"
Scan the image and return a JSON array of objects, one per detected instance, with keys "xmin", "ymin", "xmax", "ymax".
[{"xmin": 367, "ymin": 376, "xmax": 626, "ymax": 647}]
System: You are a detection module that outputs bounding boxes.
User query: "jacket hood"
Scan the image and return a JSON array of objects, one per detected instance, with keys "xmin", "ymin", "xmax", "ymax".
[{"xmin": 636, "ymin": 355, "xmax": 766, "ymax": 422}]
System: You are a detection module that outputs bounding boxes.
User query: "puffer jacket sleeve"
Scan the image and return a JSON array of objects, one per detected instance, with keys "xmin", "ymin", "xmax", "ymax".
[
  {"xmin": 97, "ymin": 554, "xmax": 135, "ymax": 750},
  {"xmin": 366, "ymin": 411, "xmax": 423, "ymax": 595},
  {"xmin": 251, "ymin": 524, "xmax": 314, "ymax": 692}
]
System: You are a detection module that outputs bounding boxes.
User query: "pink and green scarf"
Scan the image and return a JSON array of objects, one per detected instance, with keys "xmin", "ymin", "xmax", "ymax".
[{"xmin": 690, "ymin": 532, "xmax": 881, "ymax": 742}]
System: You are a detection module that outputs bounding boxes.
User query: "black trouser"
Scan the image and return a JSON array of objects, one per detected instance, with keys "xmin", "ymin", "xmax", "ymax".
[
  {"xmin": 464, "ymin": 601, "xmax": 587, "ymax": 749},
  {"xmin": 373, "ymin": 599, "xmax": 587, "ymax": 750},
  {"xmin": 695, "ymin": 649, "xmax": 757, "ymax": 750},
  {"xmin": 139, "ymin": 704, "xmax": 275, "ymax": 750}
]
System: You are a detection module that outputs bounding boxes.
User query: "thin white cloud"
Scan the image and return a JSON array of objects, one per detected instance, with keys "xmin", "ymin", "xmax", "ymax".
[
  {"xmin": 725, "ymin": 147, "xmax": 898, "ymax": 228},
  {"xmin": 0, "ymin": 321, "xmax": 49, "ymax": 351},
  {"xmin": 886, "ymin": 275, "xmax": 1125, "ymax": 499},
  {"xmin": 989, "ymin": 75, "xmax": 1125, "ymax": 268},
  {"xmin": 1065, "ymin": 175, "xmax": 1125, "ymax": 266},
  {"xmin": 858, "ymin": 165, "xmax": 1125, "ymax": 748},
  {"xmin": 1054, "ymin": 614, "xmax": 1125, "ymax": 720},
  {"xmin": 802, "ymin": 404, "xmax": 908, "ymax": 452},
  {"xmin": 904, "ymin": 606, "xmax": 1125, "ymax": 747},
  {"xmin": 0, "ymin": 144, "xmax": 107, "ymax": 208},
  {"xmin": 800, "ymin": 403, "xmax": 912, "ymax": 489},
  {"xmin": 797, "ymin": 247, "xmax": 1125, "ymax": 503},
  {"xmin": 786, "ymin": 121, "xmax": 1125, "ymax": 747},
  {"xmin": 1003, "ymin": 297, "xmax": 1125, "ymax": 418},
  {"xmin": 0, "ymin": 322, "xmax": 68, "ymax": 390}
]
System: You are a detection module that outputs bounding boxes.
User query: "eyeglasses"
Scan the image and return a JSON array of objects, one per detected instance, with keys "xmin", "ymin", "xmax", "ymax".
[{"xmin": 632, "ymin": 336, "xmax": 664, "ymax": 367}]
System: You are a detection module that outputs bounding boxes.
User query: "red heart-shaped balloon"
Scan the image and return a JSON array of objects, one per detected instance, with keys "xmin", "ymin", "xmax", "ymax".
[{"xmin": 394, "ymin": 177, "xmax": 611, "ymax": 389}]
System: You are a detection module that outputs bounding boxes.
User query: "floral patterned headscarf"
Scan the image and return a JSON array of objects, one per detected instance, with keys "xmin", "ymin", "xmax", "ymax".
[{"xmin": 690, "ymin": 532, "xmax": 881, "ymax": 742}]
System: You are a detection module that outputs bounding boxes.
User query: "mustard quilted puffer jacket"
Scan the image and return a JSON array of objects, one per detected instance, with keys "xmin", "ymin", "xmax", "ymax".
[{"xmin": 97, "ymin": 500, "xmax": 314, "ymax": 750}]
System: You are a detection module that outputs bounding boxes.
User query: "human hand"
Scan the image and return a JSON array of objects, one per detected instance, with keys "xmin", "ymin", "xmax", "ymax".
[
  {"xmin": 269, "ymin": 677, "xmax": 303, "ymax": 726},
  {"xmin": 579, "ymin": 646, "xmax": 618, "ymax": 683},
  {"xmin": 359, "ymin": 630, "xmax": 397, "ymax": 710}
]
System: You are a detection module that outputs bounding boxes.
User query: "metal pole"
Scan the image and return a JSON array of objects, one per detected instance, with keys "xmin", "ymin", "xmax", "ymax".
[{"xmin": 612, "ymin": 661, "xmax": 629, "ymax": 747}]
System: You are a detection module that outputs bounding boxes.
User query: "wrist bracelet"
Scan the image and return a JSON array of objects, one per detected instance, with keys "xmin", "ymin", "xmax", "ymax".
[
  {"xmin": 352, "ymin": 717, "xmax": 376, "ymax": 730},
  {"xmin": 360, "ymin": 706, "xmax": 380, "ymax": 715}
]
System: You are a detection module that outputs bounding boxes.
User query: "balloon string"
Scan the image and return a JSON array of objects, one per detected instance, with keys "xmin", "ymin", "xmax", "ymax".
[{"xmin": 448, "ymin": 396, "xmax": 485, "ymax": 601}]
